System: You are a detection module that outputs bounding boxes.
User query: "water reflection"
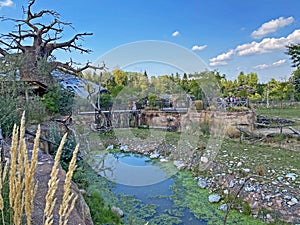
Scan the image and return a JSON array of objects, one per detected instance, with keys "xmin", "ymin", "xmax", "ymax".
[
  {"xmin": 92, "ymin": 152, "xmax": 176, "ymax": 186},
  {"xmin": 89, "ymin": 150, "xmax": 205, "ymax": 224}
]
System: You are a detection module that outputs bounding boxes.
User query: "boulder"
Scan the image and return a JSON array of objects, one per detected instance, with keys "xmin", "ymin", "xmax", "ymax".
[
  {"xmin": 111, "ymin": 206, "xmax": 124, "ymax": 217},
  {"xmin": 197, "ymin": 178, "xmax": 207, "ymax": 189},
  {"xmin": 208, "ymin": 194, "xmax": 221, "ymax": 203}
]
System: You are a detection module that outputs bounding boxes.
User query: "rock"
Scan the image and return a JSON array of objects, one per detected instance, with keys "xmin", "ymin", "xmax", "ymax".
[
  {"xmin": 245, "ymin": 185, "xmax": 255, "ymax": 192},
  {"xmin": 229, "ymin": 180, "xmax": 236, "ymax": 188},
  {"xmin": 239, "ymin": 179, "xmax": 245, "ymax": 185},
  {"xmin": 173, "ymin": 160, "xmax": 187, "ymax": 170},
  {"xmin": 208, "ymin": 194, "xmax": 221, "ymax": 203},
  {"xmin": 200, "ymin": 156, "xmax": 209, "ymax": 163},
  {"xmin": 242, "ymin": 168, "xmax": 250, "ymax": 173},
  {"xmin": 285, "ymin": 173, "xmax": 297, "ymax": 181},
  {"xmin": 111, "ymin": 206, "xmax": 124, "ymax": 217},
  {"xmin": 120, "ymin": 144, "xmax": 129, "ymax": 152},
  {"xmin": 223, "ymin": 189, "xmax": 229, "ymax": 195},
  {"xmin": 284, "ymin": 195, "xmax": 292, "ymax": 200},
  {"xmin": 160, "ymin": 158, "xmax": 168, "ymax": 162},
  {"xmin": 198, "ymin": 179, "xmax": 207, "ymax": 189},
  {"xmin": 150, "ymin": 152, "xmax": 160, "ymax": 159},
  {"xmin": 287, "ymin": 200, "xmax": 297, "ymax": 206},
  {"xmin": 237, "ymin": 162, "xmax": 242, "ymax": 167},
  {"xmin": 290, "ymin": 197, "xmax": 298, "ymax": 205},
  {"xmin": 218, "ymin": 204, "xmax": 228, "ymax": 211},
  {"xmin": 277, "ymin": 176, "xmax": 283, "ymax": 182},
  {"xmin": 250, "ymin": 201, "xmax": 258, "ymax": 209},
  {"xmin": 106, "ymin": 144, "xmax": 114, "ymax": 150}
]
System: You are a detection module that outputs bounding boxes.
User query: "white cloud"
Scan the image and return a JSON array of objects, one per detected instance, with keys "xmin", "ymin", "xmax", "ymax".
[
  {"xmin": 272, "ymin": 59, "xmax": 286, "ymax": 66},
  {"xmin": 210, "ymin": 29, "xmax": 300, "ymax": 67},
  {"xmin": 172, "ymin": 31, "xmax": 180, "ymax": 37},
  {"xmin": 192, "ymin": 45, "xmax": 207, "ymax": 51},
  {"xmin": 254, "ymin": 59, "xmax": 286, "ymax": 70},
  {"xmin": 0, "ymin": 0, "xmax": 13, "ymax": 8},
  {"xmin": 210, "ymin": 61, "xmax": 228, "ymax": 67},
  {"xmin": 251, "ymin": 16, "xmax": 294, "ymax": 39},
  {"xmin": 254, "ymin": 64, "xmax": 270, "ymax": 70},
  {"xmin": 237, "ymin": 29, "xmax": 300, "ymax": 56},
  {"xmin": 209, "ymin": 49, "xmax": 234, "ymax": 66}
]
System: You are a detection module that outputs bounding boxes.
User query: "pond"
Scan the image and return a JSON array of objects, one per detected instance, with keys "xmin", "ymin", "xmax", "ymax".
[{"xmin": 86, "ymin": 150, "xmax": 266, "ymax": 225}]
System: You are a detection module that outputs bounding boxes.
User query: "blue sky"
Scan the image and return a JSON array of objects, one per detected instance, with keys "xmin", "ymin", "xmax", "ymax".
[{"xmin": 1, "ymin": 0, "xmax": 300, "ymax": 82}]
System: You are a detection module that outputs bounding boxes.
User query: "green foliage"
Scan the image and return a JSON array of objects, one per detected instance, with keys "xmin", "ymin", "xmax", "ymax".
[
  {"xmin": 113, "ymin": 69, "xmax": 128, "ymax": 86},
  {"xmin": 25, "ymin": 96, "xmax": 47, "ymax": 124},
  {"xmin": 48, "ymin": 125, "xmax": 77, "ymax": 170},
  {"xmin": 73, "ymin": 162, "xmax": 122, "ymax": 225},
  {"xmin": 85, "ymin": 191, "xmax": 121, "ymax": 224},
  {"xmin": 42, "ymin": 84, "xmax": 74, "ymax": 115},
  {"xmin": 171, "ymin": 171, "xmax": 266, "ymax": 225},
  {"xmin": 148, "ymin": 93, "xmax": 157, "ymax": 106},
  {"xmin": 0, "ymin": 80, "xmax": 22, "ymax": 137},
  {"xmin": 238, "ymin": 72, "xmax": 247, "ymax": 86},
  {"xmin": 292, "ymin": 68, "xmax": 300, "ymax": 100},
  {"xmin": 286, "ymin": 43, "xmax": 300, "ymax": 68},
  {"xmin": 242, "ymin": 202, "xmax": 252, "ymax": 215},
  {"xmin": 200, "ymin": 122, "xmax": 210, "ymax": 135}
]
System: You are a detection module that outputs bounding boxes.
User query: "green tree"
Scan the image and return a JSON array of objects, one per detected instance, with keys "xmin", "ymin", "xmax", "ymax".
[
  {"xmin": 237, "ymin": 72, "xmax": 247, "ymax": 86},
  {"xmin": 113, "ymin": 69, "xmax": 128, "ymax": 86},
  {"xmin": 42, "ymin": 84, "xmax": 74, "ymax": 115},
  {"xmin": 286, "ymin": 44, "xmax": 300, "ymax": 68},
  {"xmin": 246, "ymin": 72, "xmax": 258, "ymax": 88},
  {"xmin": 291, "ymin": 68, "xmax": 300, "ymax": 100}
]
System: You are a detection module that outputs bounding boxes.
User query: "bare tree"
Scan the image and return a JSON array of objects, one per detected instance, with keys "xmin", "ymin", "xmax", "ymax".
[{"xmin": 0, "ymin": 0, "xmax": 104, "ymax": 84}]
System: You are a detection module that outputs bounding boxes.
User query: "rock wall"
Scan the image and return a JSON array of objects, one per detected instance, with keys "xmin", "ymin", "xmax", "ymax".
[{"xmin": 141, "ymin": 109, "xmax": 256, "ymax": 136}]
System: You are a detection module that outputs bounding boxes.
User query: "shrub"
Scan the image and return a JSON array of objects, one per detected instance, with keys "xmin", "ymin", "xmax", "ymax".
[
  {"xmin": 194, "ymin": 100, "xmax": 204, "ymax": 110},
  {"xmin": 48, "ymin": 124, "xmax": 77, "ymax": 171},
  {"xmin": 25, "ymin": 96, "xmax": 47, "ymax": 124},
  {"xmin": 0, "ymin": 80, "xmax": 23, "ymax": 137},
  {"xmin": 42, "ymin": 84, "xmax": 74, "ymax": 115}
]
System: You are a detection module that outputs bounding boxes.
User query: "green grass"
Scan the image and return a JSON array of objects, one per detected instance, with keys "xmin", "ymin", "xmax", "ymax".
[{"xmin": 256, "ymin": 107, "xmax": 300, "ymax": 119}]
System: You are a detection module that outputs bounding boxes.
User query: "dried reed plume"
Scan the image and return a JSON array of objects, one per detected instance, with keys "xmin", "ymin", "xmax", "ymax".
[
  {"xmin": 43, "ymin": 133, "xmax": 67, "ymax": 225},
  {"xmin": 59, "ymin": 145, "xmax": 79, "ymax": 225},
  {"xmin": 1, "ymin": 111, "xmax": 79, "ymax": 225},
  {"xmin": 0, "ymin": 152, "xmax": 8, "ymax": 225},
  {"xmin": 24, "ymin": 124, "xmax": 40, "ymax": 225}
]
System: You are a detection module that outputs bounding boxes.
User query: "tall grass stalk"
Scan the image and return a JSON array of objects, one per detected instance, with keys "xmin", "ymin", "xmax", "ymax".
[
  {"xmin": 43, "ymin": 133, "xmax": 67, "ymax": 225},
  {"xmin": 1, "ymin": 112, "xmax": 79, "ymax": 225},
  {"xmin": 59, "ymin": 145, "xmax": 79, "ymax": 225}
]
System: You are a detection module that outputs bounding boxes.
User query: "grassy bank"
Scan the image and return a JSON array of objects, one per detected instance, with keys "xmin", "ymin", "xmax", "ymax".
[{"xmin": 256, "ymin": 106, "xmax": 300, "ymax": 119}]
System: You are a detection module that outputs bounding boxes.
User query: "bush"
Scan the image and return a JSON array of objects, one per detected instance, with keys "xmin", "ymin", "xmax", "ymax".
[
  {"xmin": 25, "ymin": 96, "xmax": 47, "ymax": 124},
  {"xmin": 194, "ymin": 100, "xmax": 204, "ymax": 110},
  {"xmin": 0, "ymin": 80, "xmax": 23, "ymax": 137},
  {"xmin": 85, "ymin": 191, "xmax": 121, "ymax": 225},
  {"xmin": 42, "ymin": 84, "xmax": 74, "ymax": 115},
  {"xmin": 73, "ymin": 162, "xmax": 122, "ymax": 225},
  {"xmin": 48, "ymin": 124, "xmax": 77, "ymax": 170}
]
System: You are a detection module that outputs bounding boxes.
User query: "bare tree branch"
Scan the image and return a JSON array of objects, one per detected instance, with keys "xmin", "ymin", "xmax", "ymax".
[{"xmin": 0, "ymin": 0, "xmax": 98, "ymax": 82}]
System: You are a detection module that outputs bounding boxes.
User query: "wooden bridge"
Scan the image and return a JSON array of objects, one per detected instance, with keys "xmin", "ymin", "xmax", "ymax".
[{"xmin": 78, "ymin": 109, "xmax": 141, "ymax": 132}]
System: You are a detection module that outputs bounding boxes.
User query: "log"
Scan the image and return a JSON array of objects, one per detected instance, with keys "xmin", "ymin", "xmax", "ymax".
[{"xmin": 289, "ymin": 126, "xmax": 300, "ymax": 135}]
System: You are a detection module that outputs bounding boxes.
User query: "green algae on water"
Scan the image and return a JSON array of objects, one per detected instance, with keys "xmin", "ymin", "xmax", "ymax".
[{"xmin": 170, "ymin": 170, "xmax": 267, "ymax": 225}]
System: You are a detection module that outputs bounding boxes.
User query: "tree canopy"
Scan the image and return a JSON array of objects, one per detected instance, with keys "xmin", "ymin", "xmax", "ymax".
[{"xmin": 287, "ymin": 43, "xmax": 300, "ymax": 68}]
